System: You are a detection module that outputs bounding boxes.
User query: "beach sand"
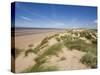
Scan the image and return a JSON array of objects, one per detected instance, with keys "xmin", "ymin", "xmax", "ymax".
[{"xmin": 15, "ymin": 31, "xmax": 64, "ymax": 49}]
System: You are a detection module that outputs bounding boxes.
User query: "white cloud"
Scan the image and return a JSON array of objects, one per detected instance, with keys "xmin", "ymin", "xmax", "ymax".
[
  {"xmin": 20, "ymin": 16, "xmax": 31, "ymax": 21},
  {"xmin": 71, "ymin": 18, "xmax": 78, "ymax": 23},
  {"xmin": 52, "ymin": 22, "xmax": 66, "ymax": 28}
]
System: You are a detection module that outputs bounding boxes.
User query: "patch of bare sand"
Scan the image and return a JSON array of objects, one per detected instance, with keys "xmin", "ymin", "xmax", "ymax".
[
  {"xmin": 15, "ymin": 52, "xmax": 37, "ymax": 73},
  {"xmin": 43, "ymin": 48, "xmax": 88, "ymax": 70}
]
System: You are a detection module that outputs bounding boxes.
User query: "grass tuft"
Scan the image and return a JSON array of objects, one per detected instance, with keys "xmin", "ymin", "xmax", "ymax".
[
  {"xmin": 80, "ymin": 52, "xmax": 97, "ymax": 68},
  {"xmin": 13, "ymin": 48, "xmax": 23, "ymax": 58},
  {"xmin": 55, "ymin": 37, "xmax": 61, "ymax": 42}
]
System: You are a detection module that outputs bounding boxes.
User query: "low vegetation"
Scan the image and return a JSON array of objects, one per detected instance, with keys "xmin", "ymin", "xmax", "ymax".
[
  {"xmin": 24, "ymin": 43, "xmax": 62, "ymax": 72},
  {"xmin": 62, "ymin": 30, "xmax": 97, "ymax": 68},
  {"xmin": 80, "ymin": 52, "xmax": 97, "ymax": 68},
  {"xmin": 25, "ymin": 65, "xmax": 58, "ymax": 72},
  {"xmin": 55, "ymin": 37, "xmax": 61, "ymax": 42},
  {"xmin": 34, "ymin": 37, "xmax": 49, "ymax": 53}
]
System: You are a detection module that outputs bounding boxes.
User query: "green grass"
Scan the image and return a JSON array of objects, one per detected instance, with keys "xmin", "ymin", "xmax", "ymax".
[
  {"xmin": 24, "ymin": 43, "xmax": 62, "ymax": 72},
  {"xmin": 26, "ymin": 58, "xmax": 47, "ymax": 72},
  {"xmin": 35, "ymin": 43, "xmax": 62, "ymax": 62},
  {"xmin": 25, "ymin": 65, "xmax": 58, "ymax": 72},
  {"xmin": 42, "ymin": 43, "xmax": 62, "ymax": 56},
  {"xmin": 62, "ymin": 30, "xmax": 97, "ymax": 68},
  {"xmin": 60, "ymin": 35, "xmax": 72, "ymax": 41},
  {"xmin": 64, "ymin": 39, "xmax": 87, "ymax": 51},
  {"xmin": 39, "ymin": 44, "xmax": 48, "ymax": 49},
  {"xmin": 91, "ymin": 38, "xmax": 97, "ymax": 44},
  {"xmin": 40, "ymin": 37, "xmax": 48, "ymax": 46},
  {"xmin": 55, "ymin": 37, "xmax": 61, "ymax": 42},
  {"xmin": 24, "ymin": 54, "xmax": 58, "ymax": 72},
  {"xmin": 41, "ymin": 66, "xmax": 58, "ymax": 71},
  {"xmin": 31, "ymin": 37, "xmax": 49, "ymax": 54},
  {"xmin": 80, "ymin": 52, "xmax": 97, "ymax": 68}
]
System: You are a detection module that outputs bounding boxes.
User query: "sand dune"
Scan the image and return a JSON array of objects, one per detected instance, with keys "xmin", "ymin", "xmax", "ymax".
[{"xmin": 13, "ymin": 29, "xmax": 97, "ymax": 73}]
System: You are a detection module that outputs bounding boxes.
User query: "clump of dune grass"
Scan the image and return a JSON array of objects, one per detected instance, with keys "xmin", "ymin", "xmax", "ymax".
[
  {"xmin": 54, "ymin": 34, "xmax": 59, "ymax": 37},
  {"xmin": 64, "ymin": 39, "xmax": 88, "ymax": 51},
  {"xmin": 85, "ymin": 34, "xmax": 92, "ymax": 40},
  {"xmin": 26, "ymin": 34, "xmax": 60, "ymax": 55},
  {"xmin": 42, "ymin": 43, "xmax": 62, "ymax": 56},
  {"xmin": 40, "ymin": 37, "xmax": 48, "ymax": 46},
  {"xmin": 25, "ymin": 44, "xmax": 49, "ymax": 56},
  {"xmin": 35, "ymin": 43, "xmax": 62, "ymax": 62},
  {"xmin": 25, "ymin": 64, "xmax": 58, "ymax": 72},
  {"xmin": 26, "ymin": 37, "xmax": 49, "ymax": 54},
  {"xmin": 64, "ymin": 38, "xmax": 97, "ymax": 52},
  {"xmin": 15, "ymin": 48, "xmax": 23, "ymax": 58},
  {"xmin": 47, "ymin": 34, "xmax": 57, "ymax": 40},
  {"xmin": 80, "ymin": 52, "xmax": 97, "ymax": 68},
  {"xmin": 80, "ymin": 31, "xmax": 88, "ymax": 37},
  {"xmin": 24, "ymin": 56, "xmax": 58, "ymax": 72},
  {"xmin": 41, "ymin": 66, "xmax": 58, "ymax": 72},
  {"xmin": 79, "ymin": 30, "xmax": 96, "ymax": 41},
  {"xmin": 91, "ymin": 38, "xmax": 97, "ymax": 44},
  {"xmin": 62, "ymin": 30, "xmax": 97, "ymax": 68},
  {"xmin": 24, "ymin": 43, "xmax": 62, "ymax": 72},
  {"xmin": 26, "ymin": 58, "xmax": 47, "ymax": 72},
  {"xmin": 61, "ymin": 35, "xmax": 72, "ymax": 41},
  {"xmin": 48, "ymin": 33, "xmax": 59, "ymax": 40},
  {"xmin": 55, "ymin": 37, "xmax": 61, "ymax": 42}
]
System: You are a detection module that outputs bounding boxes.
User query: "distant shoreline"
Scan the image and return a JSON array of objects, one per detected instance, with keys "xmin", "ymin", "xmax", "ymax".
[
  {"xmin": 11, "ymin": 27, "xmax": 97, "ymax": 37},
  {"xmin": 11, "ymin": 27, "xmax": 97, "ymax": 30}
]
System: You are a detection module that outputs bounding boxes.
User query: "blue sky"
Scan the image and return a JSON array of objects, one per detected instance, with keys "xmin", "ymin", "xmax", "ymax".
[{"xmin": 14, "ymin": 2, "xmax": 97, "ymax": 29}]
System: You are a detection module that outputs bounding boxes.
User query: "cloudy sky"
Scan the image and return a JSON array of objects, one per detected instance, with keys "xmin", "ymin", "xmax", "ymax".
[{"xmin": 12, "ymin": 2, "xmax": 97, "ymax": 29}]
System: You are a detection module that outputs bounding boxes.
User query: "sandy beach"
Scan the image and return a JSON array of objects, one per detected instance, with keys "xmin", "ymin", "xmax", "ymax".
[{"xmin": 15, "ymin": 28, "xmax": 65, "ymax": 49}]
